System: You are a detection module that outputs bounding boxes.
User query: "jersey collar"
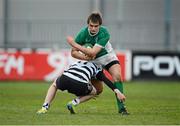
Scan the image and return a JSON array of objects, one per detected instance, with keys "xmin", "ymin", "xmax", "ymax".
[{"xmin": 88, "ymin": 28, "xmax": 99, "ymax": 36}]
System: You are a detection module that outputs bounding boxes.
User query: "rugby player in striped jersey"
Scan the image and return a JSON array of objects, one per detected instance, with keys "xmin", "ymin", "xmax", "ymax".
[{"xmin": 37, "ymin": 60, "xmax": 125, "ymax": 114}]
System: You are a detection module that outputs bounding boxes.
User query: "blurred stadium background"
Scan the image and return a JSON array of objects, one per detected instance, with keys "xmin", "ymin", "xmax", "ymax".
[
  {"xmin": 0, "ymin": 0, "xmax": 180, "ymax": 81},
  {"xmin": 0, "ymin": 0, "xmax": 180, "ymax": 51}
]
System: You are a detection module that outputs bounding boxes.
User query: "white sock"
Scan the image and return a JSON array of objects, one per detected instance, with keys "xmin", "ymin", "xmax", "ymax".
[
  {"xmin": 72, "ymin": 98, "xmax": 80, "ymax": 106},
  {"xmin": 42, "ymin": 103, "xmax": 49, "ymax": 109}
]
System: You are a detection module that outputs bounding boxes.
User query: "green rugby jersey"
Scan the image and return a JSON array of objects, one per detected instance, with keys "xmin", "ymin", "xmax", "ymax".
[{"xmin": 75, "ymin": 26, "xmax": 111, "ymax": 58}]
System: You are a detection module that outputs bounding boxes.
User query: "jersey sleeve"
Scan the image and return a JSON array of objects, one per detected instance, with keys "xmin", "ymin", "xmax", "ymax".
[
  {"xmin": 96, "ymin": 28, "xmax": 110, "ymax": 47},
  {"xmin": 96, "ymin": 71, "xmax": 116, "ymax": 91}
]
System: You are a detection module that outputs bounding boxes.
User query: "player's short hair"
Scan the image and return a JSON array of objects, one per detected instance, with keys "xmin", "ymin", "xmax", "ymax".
[{"xmin": 87, "ymin": 11, "xmax": 102, "ymax": 25}]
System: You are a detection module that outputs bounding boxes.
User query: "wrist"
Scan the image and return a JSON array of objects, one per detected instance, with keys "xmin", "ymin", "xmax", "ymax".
[{"xmin": 114, "ymin": 89, "xmax": 121, "ymax": 94}]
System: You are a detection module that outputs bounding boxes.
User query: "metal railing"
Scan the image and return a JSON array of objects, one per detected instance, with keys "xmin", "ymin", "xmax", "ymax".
[{"xmin": 0, "ymin": 19, "xmax": 180, "ymax": 51}]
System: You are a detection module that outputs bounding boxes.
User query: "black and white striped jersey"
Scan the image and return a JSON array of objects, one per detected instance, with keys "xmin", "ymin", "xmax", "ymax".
[{"xmin": 63, "ymin": 61, "xmax": 102, "ymax": 83}]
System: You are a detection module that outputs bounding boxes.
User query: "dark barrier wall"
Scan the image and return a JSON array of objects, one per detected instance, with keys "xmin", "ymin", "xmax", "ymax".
[{"xmin": 132, "ymin": 51, "xmax": 180, "ymax": 80}]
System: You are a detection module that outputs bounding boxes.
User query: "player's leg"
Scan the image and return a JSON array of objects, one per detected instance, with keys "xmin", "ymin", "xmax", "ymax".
[
  {"xmin": 91, "ymin": 79, "xmax": 103, "ymax": 95},
  {"xmin": 107, "ymin": 63, "xmax": 129, "ymax": 115},
  {"xmin": 93, "ymin": 51, "xmax": 129, "ymax": 115},
  {"xmin": 78, "ymin": 86, "xmax": 97, "ymax": 103},
  {"xmin": 43, "ymin": 81, "xmax": 57, "ymax": 108},
  {"xmin": 67, "ymin": 84, "xmax": 96, "ymax": 114},
  {"xmin": 37, "ymin": 80, "xmax": 58, "ymax": 114}
]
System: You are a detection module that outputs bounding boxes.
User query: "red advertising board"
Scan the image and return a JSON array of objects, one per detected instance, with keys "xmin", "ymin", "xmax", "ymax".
[{"xmin": 0, "ymin": 50, "xmax": 131, "ymax": 81}]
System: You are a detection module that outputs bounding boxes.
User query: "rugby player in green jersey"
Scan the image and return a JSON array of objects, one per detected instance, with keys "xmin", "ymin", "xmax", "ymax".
[{"xmin": 66, "ymin": 12, "xmax": 129, "ymax": 115}]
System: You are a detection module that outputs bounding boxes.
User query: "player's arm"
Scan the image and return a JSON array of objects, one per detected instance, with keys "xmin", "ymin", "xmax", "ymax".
[
  {"xmin": 96, "ymin": 71, "xmax": 126, "ymax": 101},
  {"xmin": 67, "ymin": 36, "xmax": 102, "ymax": 57},
  {"xmin": 71, "ymin": 47, "xmax": 94, "ymax": 61}
]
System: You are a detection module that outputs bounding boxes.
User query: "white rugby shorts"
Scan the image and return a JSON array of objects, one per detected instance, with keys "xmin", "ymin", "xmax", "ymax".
[{"xmin": 92, "ymin": 51, "xmax": 119, "ymax": 67}]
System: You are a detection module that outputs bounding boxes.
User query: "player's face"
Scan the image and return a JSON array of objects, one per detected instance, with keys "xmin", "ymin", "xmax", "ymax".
[{"xmin": 88, "ymin": 21, "xmax": 100, "ymax": 35}]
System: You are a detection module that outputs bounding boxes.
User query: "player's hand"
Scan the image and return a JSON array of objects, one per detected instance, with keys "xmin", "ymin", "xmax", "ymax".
[
  {"xmin": 84, "ymin": 53, "xmax": 96, "ymax": 61},
  {"xmin": 114, "ymin": 89, "xmax": 126, "ymax": 102},
  {"xmin": 84, "ymin": 55, "xmax": 95, "ymax": 61}
]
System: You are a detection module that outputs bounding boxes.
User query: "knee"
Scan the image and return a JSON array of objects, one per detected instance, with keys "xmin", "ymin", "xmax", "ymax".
[
  {"xmin": 91, "ymin": 86, "xmax": 97, "ymax": 95},
  {"xmin": 96, "ymin": 88, "xmax": 103, "ymax": 95},
  {"xmin": 108, "ymin": 64, "xmax": 122, "ymax": 82},
  {"xmin": 112, "ymin": 73, "xmax": 122, "ymax": 82},
  {"xmin": 91, "ymin": 80, "xmax": 103, "ymax": 95},
  {"xmin": 94, "ymin": 84, "xmax": 103, "ymax": 95}
]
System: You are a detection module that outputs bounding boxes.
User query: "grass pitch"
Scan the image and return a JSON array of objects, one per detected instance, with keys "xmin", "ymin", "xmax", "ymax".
[{"xmin": 0, "ymin": 81, "xmax": 180, "ymax": 125}]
